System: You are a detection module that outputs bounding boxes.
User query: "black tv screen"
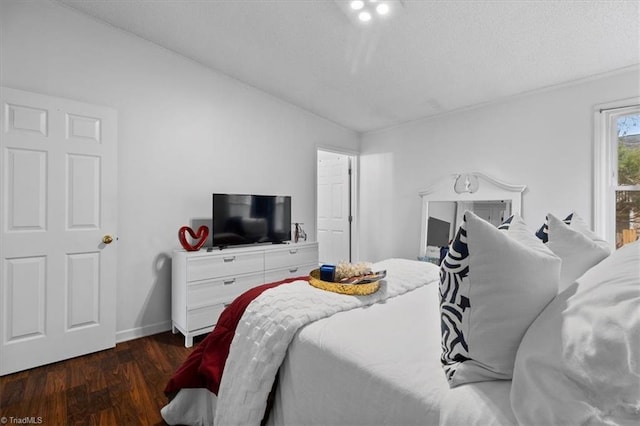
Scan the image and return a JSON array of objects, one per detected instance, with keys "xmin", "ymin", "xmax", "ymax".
[
  {"xmin": 212, "ymin": 194, "xmax": 291, "ymax": 247},
  {"xmin": 426, "ymin": 217, "xmax": 451, "ymax": 247}
]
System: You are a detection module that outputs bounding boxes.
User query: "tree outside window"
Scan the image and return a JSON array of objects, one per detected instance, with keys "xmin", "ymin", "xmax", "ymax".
[{"xmin": 616, "ymin": 114, "xmax": 640, "ymax": 247}]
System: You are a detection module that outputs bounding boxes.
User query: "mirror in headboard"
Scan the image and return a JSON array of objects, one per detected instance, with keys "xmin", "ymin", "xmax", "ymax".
[{"xmin": 418, "ymin": 173, "xmax": 526, "ymax": 259}]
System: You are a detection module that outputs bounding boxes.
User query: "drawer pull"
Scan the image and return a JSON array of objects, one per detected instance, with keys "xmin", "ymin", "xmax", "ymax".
[
  {"xmin": 223, "ymin": 256, "xmax": 236, "ymax": 262},
  {"xmin": 289, "ymin": 249, "xmax": 298, "ymax": 254},
  {"xmin": 289, "ymin": 267, "xmax": 299, "ymax": 273},
  {"xmin": 223, "ymin": 279, "xmax": 236, "ymax": 285}
]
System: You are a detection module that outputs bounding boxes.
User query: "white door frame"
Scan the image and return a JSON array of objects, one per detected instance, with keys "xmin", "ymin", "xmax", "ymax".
[{"xmin": 316, "ymin": 146, "xmax": 359, "ymax": 263}]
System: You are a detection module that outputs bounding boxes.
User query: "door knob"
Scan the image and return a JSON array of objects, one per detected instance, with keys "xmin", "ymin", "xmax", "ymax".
[{"xmin": 102, "ymin": 235, "xmax": 114, "ymax": 244}]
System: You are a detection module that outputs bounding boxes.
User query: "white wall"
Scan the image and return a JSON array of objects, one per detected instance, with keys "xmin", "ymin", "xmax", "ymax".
[
  {"xmin": 0, "ymin": 0, "xmax": 359, "ymax": 339},
  {"xmin": 358, "ymin": 69, "xmax": 640, "ymax": 262}
]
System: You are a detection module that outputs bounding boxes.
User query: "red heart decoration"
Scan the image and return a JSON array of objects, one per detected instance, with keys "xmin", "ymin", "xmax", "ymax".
[{"xmin": 179, "ymin": 225, "xmax": 209, "ymax": 251}]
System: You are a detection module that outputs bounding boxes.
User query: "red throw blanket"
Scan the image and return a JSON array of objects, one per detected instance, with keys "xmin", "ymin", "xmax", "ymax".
[{"xmin": 164, "ymin": 276, "xmax": 308, "ymax": 398}]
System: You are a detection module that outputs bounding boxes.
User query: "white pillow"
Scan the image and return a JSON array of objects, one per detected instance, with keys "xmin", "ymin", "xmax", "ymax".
[
  {"xmin": 511, "ymin": 240, "xmax": 640, "ymax": 425},
  {"xmin": 439, "ymin": 211, "xmax": 561, "ymax": 387},
  {"xmin": 546, "ymin": 212, "xmax": 611, "ymax": 292}
]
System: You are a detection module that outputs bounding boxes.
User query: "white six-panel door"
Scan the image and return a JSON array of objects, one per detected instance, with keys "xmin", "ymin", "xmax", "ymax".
[
  {"xmin": 317, "ymin": 151, "xmax": 350, "ymax": 265},
  {"xmin": 0, "ymin": 87, "xmax": 117, "ymax": 375}
]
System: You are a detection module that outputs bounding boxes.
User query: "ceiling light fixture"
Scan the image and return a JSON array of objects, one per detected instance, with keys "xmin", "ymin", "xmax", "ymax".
[
  {"xmin": 346, "ymin": 0, "xmax": 394, "ymax": 24},
  {"xmin": 358, "ymin": 10, "xmax": 372, "ymax": 22},
  {"xmin": 376, "ymin": 3, "xmax": 389, "ymax": 15},
  {"xmin": 335, "ymin": 0, "xmax": 403, "ymax": 26}
]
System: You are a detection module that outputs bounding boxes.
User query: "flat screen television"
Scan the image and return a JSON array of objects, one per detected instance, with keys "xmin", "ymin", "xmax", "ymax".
[
  {"xmin": 212, "ymin": 193, "xmax": 291, "ymax": 247},
  {"xmin": 426, "ymin": 216, "xmax": 451, "ymax": 247}
]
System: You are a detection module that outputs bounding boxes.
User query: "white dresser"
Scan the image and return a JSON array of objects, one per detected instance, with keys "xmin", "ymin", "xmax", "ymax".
[{"xmin": 171, "ymin": 241, "xmax": 318, "ymax": 347}]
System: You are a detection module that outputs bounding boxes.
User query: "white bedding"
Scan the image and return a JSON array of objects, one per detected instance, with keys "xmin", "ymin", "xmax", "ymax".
[
  {"xmin": 267, "ymin": 282, "xmax": 446, "ymax": 426},
  {"xmin": 268, "ymin": 275, "xmax": 519, "ymax": 426},
  {"xmin": 439, "ymin": 380, "xmax": 516, "ymax": 426},
  {"xmin": 216, "ymin": 258, "xmax": 439, "ymax": 426},
  {"xmin": 511, "ymin": 240, "xmax": 640, "ymax": 425}
]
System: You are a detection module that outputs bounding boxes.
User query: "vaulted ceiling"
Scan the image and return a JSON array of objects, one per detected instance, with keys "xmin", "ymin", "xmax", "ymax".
[{"xmin": 58, "ymin": 0, "xmax": 640, "ymax": 133}]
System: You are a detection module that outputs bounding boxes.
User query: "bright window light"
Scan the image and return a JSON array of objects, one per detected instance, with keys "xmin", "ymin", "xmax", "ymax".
[
  {"xmin": 350, "ymin": 0, "xmax": 364, "ymax": 10},
  {"xmin": 358, "ymin": 11, "xmax": 372, "ymax": 22},
  {"xmin": 376, "ymin": 3, "xmax": 389, "ymax": 15}
]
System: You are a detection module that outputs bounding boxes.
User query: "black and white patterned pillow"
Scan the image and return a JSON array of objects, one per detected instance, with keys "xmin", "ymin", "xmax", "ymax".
[
  {"xmin": 535, "ymin": 213, "xmax": 574, "ymax": 243},
  {"xmin": 439, "ymin": 216, "xmax": 471, "ymax": 383},
  {"xmin": 439, "ymin": 211, "xmax": 561, "ymax": 387},
  {"xmin": 440, "ymin": 213, "xmax": 515, "ymax": 382},
  {"xmin": 497, "ymin": 215, "xmax": 514, "ymax": 230}
]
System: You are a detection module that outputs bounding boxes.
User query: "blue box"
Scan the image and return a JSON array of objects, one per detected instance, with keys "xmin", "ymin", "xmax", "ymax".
[{"xmin": 320, "ymin": 264, "xmax": 336, "ymax": 282}]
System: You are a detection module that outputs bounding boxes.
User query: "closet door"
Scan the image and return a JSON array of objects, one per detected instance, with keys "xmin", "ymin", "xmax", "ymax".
[{"xmin": 0, "ymin": 87, "xmax": 117, "ymax": 375}]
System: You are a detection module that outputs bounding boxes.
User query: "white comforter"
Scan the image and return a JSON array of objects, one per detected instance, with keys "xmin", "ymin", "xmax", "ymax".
[
  {"xmin": 214, "ymin": 258, "xmax": 439, "ymax": 426},
  {"xmin": 267, "ymin": 280, "xmax": 447, "ymax": 426},
  {"xmin": 511, "ymin": 240, "xmax": 640, "ymax": 425}
]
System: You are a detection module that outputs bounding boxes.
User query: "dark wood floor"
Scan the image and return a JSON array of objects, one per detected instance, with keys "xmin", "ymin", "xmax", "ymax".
[{"xmin": 0, "ymin": 331, "xmax": 196, "ymax": 425}]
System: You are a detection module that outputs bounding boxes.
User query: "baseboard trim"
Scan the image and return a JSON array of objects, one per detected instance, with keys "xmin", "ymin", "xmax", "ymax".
[{"xmin": 116, "ymin": 320, "xmax": 172, "ymax": 343}]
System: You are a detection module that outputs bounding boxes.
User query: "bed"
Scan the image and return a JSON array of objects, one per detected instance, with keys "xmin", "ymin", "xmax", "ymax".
[{"xmin": 161, "ymin": 206, "xmax": 639, "ymax": 425}]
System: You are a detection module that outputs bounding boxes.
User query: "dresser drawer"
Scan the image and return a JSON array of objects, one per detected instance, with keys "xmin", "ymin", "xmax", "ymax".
[
  {"xmin": 264, "ymin": 262, "xmax": 316, "ymax": 284},
  {"xmin": 187, "ymin": 304, "xmax": 226, "ymax": 332},
  {"xmin": 173, "ymin": 243, "xmax": 318, "ymax": 347},
  {"xmin": 187, "ymin": 272, "xmax": 264, "ymax": 307},
  {"xmin": 187, "ymin": 252, "xmax": 263, "ymax": 282},
  {"xmin": 264, "ymin": 245, "xmax": 318, "ymax": 271}
]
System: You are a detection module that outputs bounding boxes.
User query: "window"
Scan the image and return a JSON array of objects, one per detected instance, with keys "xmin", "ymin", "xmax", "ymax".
[
  {"xmin": 594, "ymin": 99, "xmax": 640, "ymax": 248},
  {"xmin": 616, "ymin": 113, "xmax": 640, "ymax": 247}
]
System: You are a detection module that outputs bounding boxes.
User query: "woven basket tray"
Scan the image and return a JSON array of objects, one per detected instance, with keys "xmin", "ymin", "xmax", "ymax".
[{"xmin": 308, "ymin": 269, "xmax": 380, "ymax": 295}]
